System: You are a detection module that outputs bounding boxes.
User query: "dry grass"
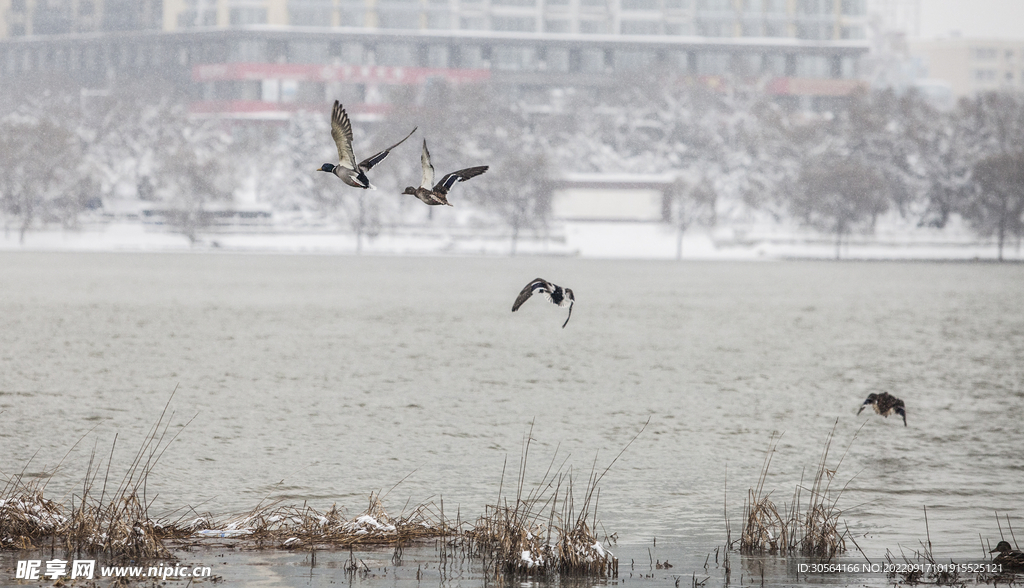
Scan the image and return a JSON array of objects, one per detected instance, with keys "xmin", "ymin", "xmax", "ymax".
[
  {"xmin": 2, "ymin": 391, "xmax": 189, "ymax": 560},
  {"xmin": 469, "ymin": 421, "xmax": 640, "ymax": 579},
  {"xmin": 740, "ymin": 433, "xmax": 788, "ymax": 555},
  {"xmin": 738, "ymin": 421, "xmax": 856, "ymax": 561},
  {"xmin": 189, "ymin": 492, "xmax": 451, "ymax": 548},
  {"xmin": 4, "ymin": 406, "xmax": 639, "ymax": 581}
]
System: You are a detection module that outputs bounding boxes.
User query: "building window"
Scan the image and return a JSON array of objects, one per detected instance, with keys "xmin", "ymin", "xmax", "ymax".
[
  {"xmin": 492, "ymin": 16, "xmax": 536, "ymax": 31},
  {"xmin": 664, "ymin": 22, "xmax": 693, "ymax": 35},
  {"xmin": 621, "ymin": 20, "xmax": 661, "ymax": 35},
  {"xmin": 377, "ymin": 43, "xmax": 414, "ymax": 64},
  {"xmin": 459, "ymin": 16, "xmax": 486, "ymax": 29},
  {"xmin": 797, "ymin": 22, "xmax": 831, "ymax": 39},
  {"xmin": 425, "ymin": 45, "xmax": 449, "ymax": 67},
  {"xmin": 695, "ymin": 51, "xmax": 728, "ymax": 74},
  {"xmin": 972, "ymin": 48, "xmax": 997, "ymax": 60},
  {"xmin": 378, "ymin": 10, "xmax": 420, "ymax": 29},
  {"xmin": 545, "ymin": 47, "xmax": 570, "ymax": 70},
  {"xmin": 426, "ymin": 13, "xmax": 451, "ymax": 28},
  {"xmin": 795, "ymin": 0, "xmax": 831, "ymax": 15},
  {"xmin": 622, "ymin": 0, "xmax": 659, "ymax": 10},
  {"xmin": 664, "ymin": 0, "xmax": 690, "ymax": 8},
  {"xmin": 289, "ymin": 41, "xmax": 329, "ymax": 63},
  {"xmin": 840, "ymin": 0, "xmax": 863, "ymax": 15},
  {"xmin": 578, "ymin": 48, "xmax": 606, "ymax": 71},
  {"xmin": 492, "ymin": 46, "xmax": 536, "ymax": 70},
  {"xmin": 457, "ymin": 45, "xmax": 485, "ymax": 67},
  {"xmin": 795, "ymin": 54, "xmax": 828, "ymax": 77},
  {"xmin": 696, "ymin": 19, "xmax": 732, "ymax": 36},
  {"xmin": 579, "ymin": 19, "xmax": 610, "ymax": 33},
  {"xmin": 290, "ymin": 8, "xmax": 334, "ymax": 26},
  {"xmin": 742, "ymin": 20, "xmax": 763, "ymax": 36},
  {"xmin": 697, "ymin": 0, "xmax": 731, "ymax": 11},
  {"xmin": 615, "ymin": 49, "xmax": 656, "ymax": 69},
  {"xmin": 544, "ymin": 19, "xmax": 571, "ymax": 32},
  {"xmin": 229, "ymin": 8, "xmax": 268, "ymax": 25},
  {"xmin": 840, "ymin": 25, "xmax": 863, "ymax": 39}
]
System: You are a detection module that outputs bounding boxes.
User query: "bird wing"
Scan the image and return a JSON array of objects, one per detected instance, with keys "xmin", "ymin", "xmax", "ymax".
[
  {"xmin": 330, "ymin": 101, "xmax": 357, "ymax": 171},
  {"xmin": 561, "ymin": 301, "xmax": 573, "ymax": 329},
  {"xmin": 419, "ymin": 140, "xmax": 435, "ymax": 189},
  {"xmin": 856, "ymin": 394, "xmax": 876, "ymax": 415},
  {"xmin": 433, "ymin": 166, "xmax": 489, "ymax": 197},
  {"xmin": 512, "ymin": 278, "xmax": 550, "ymax": 312},
  {"xmin": 894, "ymin": 399, "xmax": 907, "ymax": 426},
  {"xmin": 358, "ymin": 126, "xmax": 417, "ymax": 173}
]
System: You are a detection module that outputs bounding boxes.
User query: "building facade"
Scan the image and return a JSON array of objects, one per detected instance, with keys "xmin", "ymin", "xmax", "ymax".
[
  {"xmin": 909, "ymin": 37, "xmax": 1024, "ymax": 98},
  {"xmin": 1, "ymin": 0, "xmax": 869, "ymax": 115}
]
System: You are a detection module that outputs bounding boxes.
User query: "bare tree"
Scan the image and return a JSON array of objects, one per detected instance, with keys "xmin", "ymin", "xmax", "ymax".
[
  {"xmin": 664, "ymin": 176, "xmax": 716, "ymax": 260},
  {"xmin": 966, "ymin": 152, "xmax": 1024, "ymax": 261},
  {"xmin": 482, "ymin": 151, "xmax": 552, "ymax": 256},
  {"xmin": 0, "ymin": 112, "xmax": 80, "ymax": 243},
  {"xmin": 792, "ymin": 156, "xmax": 889, "ymax": 259}
]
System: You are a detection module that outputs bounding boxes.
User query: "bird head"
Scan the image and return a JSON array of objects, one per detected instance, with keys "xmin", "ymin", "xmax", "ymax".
[
  {"xmin": 402, "ymin": 187, "xmax": 417, "ymax": 195},
  {"xmin": 317, "ymin": 163, "xmax": 335, "ymax": 173},
  {"xmin": 564, "ymin": 288, "xmax": 575, "ymax": 303},
  {"xmin": 991, "ymin": 541, "xmax": 1014, "ymax": 554}
]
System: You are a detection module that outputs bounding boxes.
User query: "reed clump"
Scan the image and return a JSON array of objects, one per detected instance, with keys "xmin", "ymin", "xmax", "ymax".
[
  {"xmin": 0, "ymin": 490, "xmax": 66, "ymax": 549},
  {"xmin": 195, "ymin": 492, "xmax": 450, "ymax": 548},
  {"xmin": 738, "ymin": 422, "xmax": 853, "ymax": 561},
  {"xmin": 470, "ymin": 422, "xmax": 639, "ymax": 580}
]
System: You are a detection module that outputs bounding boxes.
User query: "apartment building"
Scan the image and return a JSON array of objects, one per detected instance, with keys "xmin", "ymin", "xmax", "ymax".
[
  {"xmin": 1, "ymin": 0, "xmax": 869, "ymax": 114},
  {"xmin": 910, "ymin": 37, "xmax": 1024, "ymax": 98}
]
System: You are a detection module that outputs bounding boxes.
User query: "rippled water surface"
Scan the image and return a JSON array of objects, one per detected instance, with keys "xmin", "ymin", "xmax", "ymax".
[{"xmin": 1, "ymin": 252, "xmax": 1022, "ymax": 584}]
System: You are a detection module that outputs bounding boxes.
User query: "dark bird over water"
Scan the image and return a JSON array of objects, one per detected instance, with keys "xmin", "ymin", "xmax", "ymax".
[
  {"xmin": 990, "ymin": 541, "xmax": 1024, "ymax": 571},
  {"xmin": 402, "ymin": 140, "xmax": 488, "ymax": 206},
  {"xmin": 316, "ymin": 100, "xmax": 416, "ymax": 189},
  {"xmin": 511, "ymin": 278, "xmax": 575, "ymax": 328},
  {"xmin": 857, "ymin": 392, "xmax": 907, "ymax": 426}
]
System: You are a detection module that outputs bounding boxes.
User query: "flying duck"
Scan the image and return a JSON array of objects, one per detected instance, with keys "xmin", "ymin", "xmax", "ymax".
[
  {"xmin": 511, "ymin": 278, "xmax": 575, "ymax": 328},
  {"xmin": 316, "ymin": 100, "xmax": 416, "ymax": 189},
  {"xmin": 402, "ymin": 140, "xmax": 488, "ymax": 206},
  {"xmin": 990, "ymin": 541, "xmax": 1024, "ymax": 571},
  {"xmin": 857, "ymin": 392, "xmax": 906, "ymax": 426}
]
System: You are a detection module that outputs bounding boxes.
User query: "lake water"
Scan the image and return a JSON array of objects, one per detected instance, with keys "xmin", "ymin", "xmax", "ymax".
[{"xmin": 1, "ymin": 252, "xmax": 1022, "ymax": 586}]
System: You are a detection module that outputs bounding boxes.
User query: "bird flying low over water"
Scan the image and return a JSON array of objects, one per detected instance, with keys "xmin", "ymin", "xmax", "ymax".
[
  {"xmin": 402, "ymin": 140, "xmax": 488, "ymax": 206},
  {"xmin": 990, "ymin": 541, "xmax": 1024, "ymax": 571},
  {"xmin": 316, "ymin": 100, "xmax": 416, "ymax": 189},
  {"xmin": 857, "ymin": 392, "xmax": 907, "ymax": 426},
  {"xmin": 511, "ymin": 278, "xmax": 575, "ymax": 328}
]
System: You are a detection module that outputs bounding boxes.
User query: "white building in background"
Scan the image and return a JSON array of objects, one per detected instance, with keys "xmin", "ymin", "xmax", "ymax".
[
  {"xmin": 154, "ymin": 0, "xmax": 868, "ymax": 40},
  {"xmin": 2, "ymin": 0, "xmax": 871, "ymax": 117},
  {"xmin": 866, "ymin": 0, "xmax": 919, "ymax": 37},
  {"xmin": 909, "ymin": 37, "xmax": 1024, "ymax": 98}
]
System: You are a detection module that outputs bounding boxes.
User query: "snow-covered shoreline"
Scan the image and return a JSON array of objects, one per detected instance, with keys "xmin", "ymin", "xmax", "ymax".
[{"xmin": 1, "ymin": 221, "xmax": 1019, "ymax": 261}]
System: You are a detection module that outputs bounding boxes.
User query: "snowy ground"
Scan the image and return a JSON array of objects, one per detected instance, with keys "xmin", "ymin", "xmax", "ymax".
[{"xmin": 0, "ymin": 220, "xmax": 1020, "ymax": 261}]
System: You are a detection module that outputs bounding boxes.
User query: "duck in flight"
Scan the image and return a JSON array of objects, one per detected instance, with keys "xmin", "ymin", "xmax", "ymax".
[
  {"xmin": 402, "ymin": 140, "xmax": 488, "ymax": 206},
  {"xmin": 857, "ymin": 392, "xmax": 907, "ymax": 426},
  {"xmin": 316, "ymin": 100, "xmax": 416, "ymax": 189},
  {"xmin": 512, "ymin": 278, "xmax": 575, "ymax": 328},
  {"xmin": 990, "ymin": 541, "xmax": 1024, "ymax": 571}
]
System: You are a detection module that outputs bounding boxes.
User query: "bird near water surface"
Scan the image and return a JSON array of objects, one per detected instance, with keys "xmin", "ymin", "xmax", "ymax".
[
  {"xmin": 316, "ymin": 100, "xmax": 416, "ymax": 189},
  {"xmin": 402, "ymin": 140, "xmax": 488, "ymax": 206},
  {"xmin": 857, "ymin": 391, "xmax": 907, "ymax": 426},
  {"xmin": 511, "ymin": 278, "xmax": 575, "ymax": 328},
  {"xmin": 990, "ymin": 541, "xmax": 1024, "ymax": 571}
]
